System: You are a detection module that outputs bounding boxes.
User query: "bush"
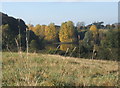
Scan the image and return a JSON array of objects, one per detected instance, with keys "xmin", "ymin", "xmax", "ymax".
[
  {"xmin": 47, "ymin": 49, "xmax": 56, "ymax": 54},
  {"xmin": 29, "ymin": 40, "xmax": 39, "ymax": 52},
  {"xmin": 96, "ymin": 47, "xmax": 110, "ymax": 60}
]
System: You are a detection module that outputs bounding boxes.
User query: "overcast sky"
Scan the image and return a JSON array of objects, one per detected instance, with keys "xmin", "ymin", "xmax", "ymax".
[{"xmin": 1, "ymin": 2, "xmax": 118, "ymax": 26}]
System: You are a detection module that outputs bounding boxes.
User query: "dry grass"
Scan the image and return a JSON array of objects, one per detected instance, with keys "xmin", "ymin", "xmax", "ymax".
[
  {"xmin": 0, "ymin": 52, "xmax": 2, "ymax": 88},
  {"xmin": 2, "ymin": 52, "xmax": 119, "ymax": 86}
]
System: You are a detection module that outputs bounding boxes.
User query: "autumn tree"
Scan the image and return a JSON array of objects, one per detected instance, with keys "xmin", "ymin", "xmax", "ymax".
[
  {"xmin": 27, "ymin": 24, "xmax": 34, "ymax": 30},
  {"xmin": 59, "ymin": 21, "xmax": 78, "ymax": 43},
  {"xmin": 90, "ymin": 25, "xmax": 97, "ymax": 32},
  {"xmin": 40, "ymin": 25, "xmax": 46, "ymax": 38},
  {"xmin": 32, "ymin": 24, "xmax": 41, "ymax": 36},
  {"xmin": 89, "ymin": 25, "xmax": 100, "ymax": 45},
  {"xmin": 44, "ymin": 23, "xmax": 58, "ymax": 42},
  {"xmin": 89, "ymin": 25, "xmax": 100, "ymax": 59}
]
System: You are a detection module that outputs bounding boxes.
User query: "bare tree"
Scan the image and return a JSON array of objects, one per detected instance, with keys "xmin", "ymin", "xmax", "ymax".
[
  {"xmin": 18, "ymin": 19, "xmax": 22, "ymax": 53},
  {"xmin": 26, "ymin": 28, "xmax": 29, "ymax": 59},
  {"xmin": 76, "ymin": 21, "xmax": 85, "ymax": 30}
]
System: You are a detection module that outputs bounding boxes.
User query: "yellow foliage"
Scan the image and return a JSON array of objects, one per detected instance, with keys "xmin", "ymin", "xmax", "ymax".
[
  {"xmin": 90, "ymin": 25, "xmax": 97, "ymax": 32},
  {"xmin": 28, "ymin": 24, "xmax": 46, "ymax": 37},
  {"xmin": 59, "ymin": 21, "xmax": 77, "ymax": 42},
  {"xmin": 40, "ymin": 25, "xmax": 46, "ymax": 37},
  {"xmin": 44, "ymin": 23, "xmax": 58, "ymax": 42},
  {"xmin": 90, "ymin": 25, "xmax": 99, "ymax": 38},
  {"xmin": 33, "ymin": 24, "xmax": 41, "ymax": 36},
  {"xmin": 27, "ymin": 24, "xmax": 34, "ymax": 30}
]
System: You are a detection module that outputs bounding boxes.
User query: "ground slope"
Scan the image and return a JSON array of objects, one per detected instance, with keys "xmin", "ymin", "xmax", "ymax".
[{"xmin": 2, "ymin": 52, "xmax": 119, "ymax": 86}]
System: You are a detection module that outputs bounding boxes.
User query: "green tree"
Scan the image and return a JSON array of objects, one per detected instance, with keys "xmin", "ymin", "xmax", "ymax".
[
  {"xmin": 1, "ymin": 24, "xmax": 17, "ymax": 50},
  {"xmin": 101, "ymin": 30, "xmax": 119, "ymax": 48},
  {"xmin": 29, "ymin": 40, "xmax": 39, "ymax": 52},
  {"xmin": 83, "ymin": 31, "xmax": 94, "ymax": 52}
]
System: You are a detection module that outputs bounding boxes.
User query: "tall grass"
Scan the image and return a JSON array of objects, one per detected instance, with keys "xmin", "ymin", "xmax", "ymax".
[
  {"xmin": 2, "ymin": 52, "xmax": 119, "ymax": 86},
  {"xmin": 0, "ymin": 51, "xmax": 2, "ymax": 88}
]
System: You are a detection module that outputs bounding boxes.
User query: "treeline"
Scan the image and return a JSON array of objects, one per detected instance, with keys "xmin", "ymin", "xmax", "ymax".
[{"xmin": 1, "ymin": 12, "xmax": 120, "ymax": 61}]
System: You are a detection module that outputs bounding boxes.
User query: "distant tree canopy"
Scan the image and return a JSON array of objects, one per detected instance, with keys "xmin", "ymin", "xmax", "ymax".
[
  {"xmin": 90, "ymin": 25, "xmax": 100, "ymax": 45},
  {"xmin": 101, "ymin": 29, "xmax": 119, "ymax": 48},
  {"xmin": 1, "ymin": 12, "xmax": 45, "ymax": 51},
  {"xmin": 90, "ymin": 25, "xmax": 98, "ymax": 32},
  {"xmin": 83, "ymin": 31, "xmax": 94, "ymax": 50},
  {"xmin": 44, "ymin": 23, "xmax": 58, "ymax": 42},
  {"xmin": 1, "ymin": 24, "xmax": 14, "ymax": 49},
  {"xmin": 27, "ymin": 24, "xmax": 34, "ymax": 30},
  {"xmin": 92, "ymin": 21, "xmax": 104, "ymax": 29},
  {"xmin": 31, "ymin": 24, "xmax": 46, "ymax": 38},
  {"xmin": 40, "ymin": 25, "xmax": 46, "ymax": 38},
  {"xmin": 32, "ymin": 24, "xmax": 41, "ymax": 36},
  {"xmin": 1, "ymin": 12, "xmax": 27, "ymax": 50},
  {"xmin": 1, "ymin": 12, "xmax": 120, "ymax": 60},
  {"xmin": 76, "ymin": 21, "xmax": 85, "ymax": 30},
  {"xmin": 59, "ymin": 21, "xmax": 78, "ymax": 43},
  {"xmin": 83, "ymin": 31, "xmax": 93, "ymax": 43}
]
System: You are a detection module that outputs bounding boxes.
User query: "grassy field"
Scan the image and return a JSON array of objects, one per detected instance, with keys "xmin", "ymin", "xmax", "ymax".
[{"xmin": 2, "ymin": 52, "xmax": 119, "ymax": 86}]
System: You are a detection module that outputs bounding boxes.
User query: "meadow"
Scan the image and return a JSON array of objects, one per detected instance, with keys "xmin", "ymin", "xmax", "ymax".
[{"xmin": 2, "ymin": 52, "xmax": 119, "ymax": 86}]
